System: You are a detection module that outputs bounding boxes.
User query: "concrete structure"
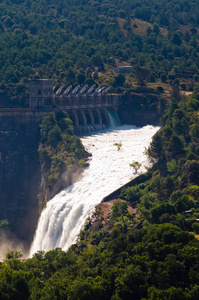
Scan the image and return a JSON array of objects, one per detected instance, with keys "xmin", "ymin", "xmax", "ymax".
[
  {"xmin": 29, "ymin": 79, "xmax": 121, "ymax": 134},
  {"xmin": 30, "ymin": 79, "xmax": 54, "ymax": 108},
  {"xmin": 114, "ymin": 66, "xmax": 133, "ymax": 73},
  {"xmin": 0, "ymin": 81, "xmax": 121, "ymax": 240},
  {"xmin": 29, "ymin": 79, "xmax": 120, "ymax": 110}
]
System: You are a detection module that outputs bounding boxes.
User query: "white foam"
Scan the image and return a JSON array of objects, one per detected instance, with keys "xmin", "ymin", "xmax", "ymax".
[{"xmin": 30, "ymin": 124, "xmax": 159, "ymax": 256}]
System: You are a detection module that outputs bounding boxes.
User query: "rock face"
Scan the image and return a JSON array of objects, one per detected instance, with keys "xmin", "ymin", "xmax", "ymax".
[
  {"xmin": 0, "ymin": 110, "xmax": 87, "ymax": 245},
  {"xmin": 0, "ymin": 111, "xmax": 44, "ymax": 244}
]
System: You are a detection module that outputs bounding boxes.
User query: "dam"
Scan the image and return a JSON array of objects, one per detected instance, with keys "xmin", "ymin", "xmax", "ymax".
[
  {"xmin": 29, "ymin": 79, "xmax": 121, "ymax": 134},
  {"xmin": 0, "ymin": 79, "xmax": 121, "ymax": 243},
  {"xmin": 0, "ymin": 79, "xmax": 160, "ymax": 246}
]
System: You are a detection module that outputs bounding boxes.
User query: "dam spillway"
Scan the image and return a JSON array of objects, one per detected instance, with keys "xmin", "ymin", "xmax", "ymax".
[
  {"xmin": 30, "ymin": 124, "xmax": 159, "ymax": 255},
  {"xmin": 0, "ymin": 77, "xmax": 120, "ymax": 243},
  {"xmin": 29, "ymin": 79, "xmax": 121, "ymax": 134},
  {"xmin": 0, "ymin": 78, "xmax": 162, "ymax": 254}
]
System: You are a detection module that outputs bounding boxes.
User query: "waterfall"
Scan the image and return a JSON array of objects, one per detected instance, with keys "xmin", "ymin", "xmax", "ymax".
[
  {"xmin": 30, "ymin": 121, "xmax": 159, "ymax": 256},
  {"xmin": 108, "ymin": 110, "xmax": 121, "ymax": 128}
]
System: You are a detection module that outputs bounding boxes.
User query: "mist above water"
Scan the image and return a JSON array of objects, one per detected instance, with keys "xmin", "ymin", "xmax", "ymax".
[{"xmin": 30, "ymin": 124, "xmax": 159, "ymax": 256}]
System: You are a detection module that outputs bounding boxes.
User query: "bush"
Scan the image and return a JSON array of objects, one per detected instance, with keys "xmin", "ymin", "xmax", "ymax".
[
  {"xmin": 192, "ymin": 222, "xmax": 199, "ymax": 234},
  {"xmin": 157, "ymin": 86, "xmax": 164, "ymax": 93},
  {"xmin": 180, "ymin": 83, "xmax": 186, "ymax": 90},
  {"xmin": 172, "ymin": 78, "xmax": 180, "ymax": 86},
  {"xmin": 47, "ymin": 125, "xmax": 62, "ymax": 148},
  {"xmin": 120, "ymin": 185, "xmax": 141, "ymax": 202},
  {"xmin": 160, "ymin": 73, "xmax": 167, "ymax": 83},
  {"xmin": 78, "ymin": 159, "xmax": 87, "ymax": 167},
  {"xmin": 111, "ymin": 200, "xmax": 128, "ymax": 219},
  {"xmin": 150, "ymin": 74, "xmax": 156, "ymax": 82}
]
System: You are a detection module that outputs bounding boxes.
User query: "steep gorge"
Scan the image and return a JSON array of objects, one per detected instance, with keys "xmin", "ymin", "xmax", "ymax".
[
  {"xmin": 0, "ymin": 96, "xmax": 161, "ymax": 248},
  {"xmin": 0, "ymin": 110, "xmax": 85, "ymax": 246}
]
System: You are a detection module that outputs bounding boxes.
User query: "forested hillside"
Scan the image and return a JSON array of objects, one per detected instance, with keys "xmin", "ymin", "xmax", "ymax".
[
  {"xmin": 1, "ymin": 0, "xmax": 199, "ymax": 106},
  {"xmin": 3, "ymin": 0, "xmax": 199, "ymax": 299}
]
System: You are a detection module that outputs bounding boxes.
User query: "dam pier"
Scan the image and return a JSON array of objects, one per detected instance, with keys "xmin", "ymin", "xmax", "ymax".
[{"xmin": 29, "ymin": 79, "xmax": 121, "ymax": 134}]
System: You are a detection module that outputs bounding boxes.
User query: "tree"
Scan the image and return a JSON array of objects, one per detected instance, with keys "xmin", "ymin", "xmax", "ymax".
[
  {"xmin": 66, "ymin": 67, "xmax": 76, "ymax": 84},
  {"xmin": 183, "ymin": 160, "xmax": 199, "ymax": 185},
  {"xmin": 91, "ymin": 54, "xmax": 104, "ymax": 70},
  {"xmin": 57, "ymin": 116, "xmax": 73, "ymax": 133},
  {"xmin": 40, "ymin": 113, "xmax": 57, "ymax": 143},
  {"xmin": 5, "ymin": 251, "xmax": 23, "ymax": 260},
  {"xmin": 153, "ymin": 23, "xmax": 160, "ymax": 34},
  {"xmin": 120, "ymin": 185, "xmax": 141, "ymax": 202},
  {"xmin": 47, "ymin": 125, "xmax": 62, "ymax": 148},
  {"xmin": 114, "ymin": 142, "xmax": 122, "ymax": 150},
  {"xmin": 167, "ymin": 159, "xmax": 177, "ymax": 174},
  {"xmin": 77, "ymin": 73, "xmax": 86, "ymax": 84},
  {"xmin": 169, "ymin": 134, "xmax": 184, "ymax": 155},
  {"xmin": 151, "ymin": 203, "xmax": 177, "ymax": 223},
  {"xmin": 172, "ymin": 32, "xmax": 182, "ymax": 46},
  {"xmin": 78, "ymin": 159, "xmax": 87, "ymax": 167},
  {"xmin": 132, "ymin": 65, "xmax": 150, "ymax": 86},
  {"xmin": 160, "ymin": 73, "xmax": 167, "ymax": 83},
  {"xmin": 85, "ymin": 67, "xmax": 92, "ymax": 78},
  {"xmin": 129, "ymin": 161, "xmax": 142, "ymax": 173},
  {"xmin": 146, "ymin": 26, "xmax": 152, "ymax": 36},
  {"xmin": 0, "ymin": 219, "xmax": 9, "ymax": 229},
  {"xmin": 92, "ymin": 71, "xmax": 98, "ymax": 80},
  {"xmin": 111, "ymin": 200, "xmax": 128, "ymax": 219},
  {"xmin": 113, "ymin": 73, "xmax": 126, "ymax": 87},
  {"xmin": 147, "ymin": 133, "xmax": 163, "ymax": 161}
]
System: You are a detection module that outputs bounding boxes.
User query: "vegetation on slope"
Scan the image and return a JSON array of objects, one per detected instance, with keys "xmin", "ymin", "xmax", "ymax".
[
  {"xmin": 1, "ymin": 0, "xmax": 199, "ymax": 105},
  {"xmin": 2, "ymin": 0, "xmax": 199, "ymax": 298},
  {"xmin": 1, "ymin": 223, "xmax": 199, "ymax": 299},
  {"xmin": 38, "ymin": 111, "xmax": 89, "ymax": 207},
  {"xmin": 119, "ymin": 93, "xmax": 199, "ymax": 231}
]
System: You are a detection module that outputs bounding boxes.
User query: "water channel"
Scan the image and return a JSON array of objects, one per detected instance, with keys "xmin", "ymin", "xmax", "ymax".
[{"xmin": 30, "ymin": 123, "xmax": 159, "ymax": 256}]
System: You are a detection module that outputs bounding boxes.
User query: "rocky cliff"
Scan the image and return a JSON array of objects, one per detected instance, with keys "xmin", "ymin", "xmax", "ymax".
[
  {"xmin": 0, "ymin": 110, "xmax": 88, "ymax": 247},
  {"xmin": 0, "ymin": 111, "xmax": 47, "ymax": 245}
]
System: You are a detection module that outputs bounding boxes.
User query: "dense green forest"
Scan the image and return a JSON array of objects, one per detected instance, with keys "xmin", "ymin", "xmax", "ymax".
[{"xmin": 1, "ymin": 0, "xmax": 199, "ymax": 106}]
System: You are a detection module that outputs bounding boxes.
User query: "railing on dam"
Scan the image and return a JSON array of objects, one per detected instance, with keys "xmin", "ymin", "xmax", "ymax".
[
  {"xmin": 54, "ymin": 93, "xmax": 121, "ymax": 111},
  {"xmin": 29, "ymin": 80, "xmax": 121, "ymax": 111}
]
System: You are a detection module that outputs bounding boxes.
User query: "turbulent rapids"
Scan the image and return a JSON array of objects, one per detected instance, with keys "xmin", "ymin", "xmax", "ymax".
[{"xmin": 30, "ymin": 124, "xmax": 159, "ymax": 256}]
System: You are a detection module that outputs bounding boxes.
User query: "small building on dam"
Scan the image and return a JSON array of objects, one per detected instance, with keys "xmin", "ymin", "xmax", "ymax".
[{"xmin": 29, "ymin": 79, "xmax": 121, "ymax": 134}]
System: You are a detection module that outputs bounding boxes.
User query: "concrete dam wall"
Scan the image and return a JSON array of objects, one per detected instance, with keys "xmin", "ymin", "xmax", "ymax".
[{"xmin": 0, "ymin": 111, "xmax": 42, "ymax": 243}]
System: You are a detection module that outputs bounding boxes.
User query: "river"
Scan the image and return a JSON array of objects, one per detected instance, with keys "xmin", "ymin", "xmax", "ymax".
[{"xmin": 30, "ymin": 124, "xmax": 159, "ymax": 256}]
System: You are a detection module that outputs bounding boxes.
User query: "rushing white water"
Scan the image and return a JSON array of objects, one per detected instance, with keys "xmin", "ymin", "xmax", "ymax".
[{"xmin": 30, "ymin": 124, "xmax": 159, "ymax": 256}]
